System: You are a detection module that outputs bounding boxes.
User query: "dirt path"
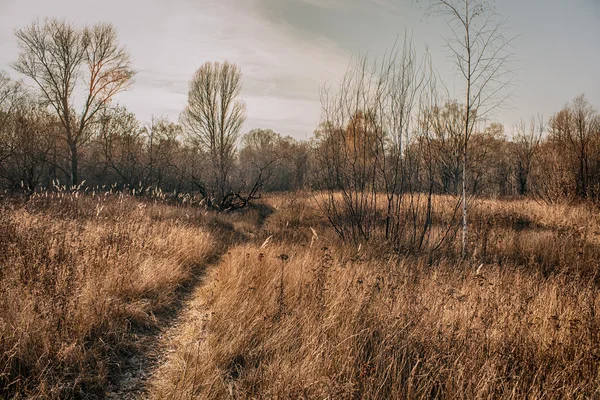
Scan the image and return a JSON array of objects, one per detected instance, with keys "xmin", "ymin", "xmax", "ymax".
[
  {"xmin": 105, "ymin": 304, "xmax": 214, "ymax": 399},
  {"xmin": 105, "ymin": 204, "xmax": 272, "ymax": 399},
  {"xmin": 105, "ymin": 254, "xmax": 224, "ymax": 399}
]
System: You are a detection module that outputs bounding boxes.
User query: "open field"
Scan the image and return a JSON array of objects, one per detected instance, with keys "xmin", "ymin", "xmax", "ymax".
[
  {"xmin": 0, "ymin": 192, "xmax": 230, "ymax": 398},
  {"xmin": 150, "ymin": 194, "xmax": 600, "ymax": 399},
  {"xmin": 1, "ymin": 192, "xmax": 600, "ymax": 399},
  {"xmin": 2, "ymin": 2, "xmax": 600, "ymax": 398}
]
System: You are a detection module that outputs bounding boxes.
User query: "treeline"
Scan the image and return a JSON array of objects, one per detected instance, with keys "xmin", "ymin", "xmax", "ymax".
[
  {"xmin": 418, "ymin": 94, "xmax": 600, "ymax": 202},
  {"xmin": 1, "ymin": 69, "xmax": 600, "ymax": 203},
  {"xmin": 0, "ymin": 74, "xmax": 310, "ymax": 196}
]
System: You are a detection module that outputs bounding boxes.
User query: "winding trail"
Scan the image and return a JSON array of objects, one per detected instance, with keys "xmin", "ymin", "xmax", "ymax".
[
  {"xmin": 105, "ymin": 204, "xmax": 272, "ymax": 399},
  {"xmin": 105, "ymin": 250, "xmax": 228, "ymax": 399}
]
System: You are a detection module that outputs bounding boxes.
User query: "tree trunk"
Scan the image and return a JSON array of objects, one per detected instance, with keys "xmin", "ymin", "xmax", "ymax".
[
  {"xmin": 70, "ymin": 142, "xmax": 78, "ymax": 187},
  {"xmin": 462, "ymin": 148, "xmax": 467, "ymax": 259}
]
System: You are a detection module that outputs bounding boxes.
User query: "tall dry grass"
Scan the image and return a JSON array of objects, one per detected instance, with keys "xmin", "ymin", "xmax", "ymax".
[
  {"xmin": 151, "ymin": 194, "xmax": 600, "ymax": 399},
  {"xmin": 0, "ymin": 192, "xmax": 218, "ymax": 398},
  {"xmin": 3, "ymin": 190, "xmax": 600, "ymax": 398}
]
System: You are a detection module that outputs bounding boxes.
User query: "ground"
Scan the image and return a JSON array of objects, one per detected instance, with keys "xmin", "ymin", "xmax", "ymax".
[{"xmin": 1, "ymin": 192, "xmax": 600, "ymax": 399}]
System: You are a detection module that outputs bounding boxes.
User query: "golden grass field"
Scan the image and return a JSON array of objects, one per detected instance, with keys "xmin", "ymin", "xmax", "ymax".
[{"xmin": 2, "ymin": 192, "xmax": 600, "ymax": 399}]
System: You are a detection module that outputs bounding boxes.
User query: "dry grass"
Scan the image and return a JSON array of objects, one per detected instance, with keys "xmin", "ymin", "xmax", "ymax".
[
  {"xmin": 3, "ymin": 191, "xmax": 600, "ymax": 399},
  {"xmin": 150, "ymin": 194, "xmax": 600, "ymax": 399},
  {"xmin": 0, "ymin": 192, "xmax": 219, "ymax": 398}
]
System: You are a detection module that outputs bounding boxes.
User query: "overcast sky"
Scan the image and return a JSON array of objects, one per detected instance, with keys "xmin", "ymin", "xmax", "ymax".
[{"xmin": 1, "ymin": 0, "xmax": 599, "ymax": 140}]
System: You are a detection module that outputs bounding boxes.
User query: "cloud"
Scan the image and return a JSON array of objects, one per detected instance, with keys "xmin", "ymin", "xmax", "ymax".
[
  {"xmin": 8, "ymin": 0, "xmax": 597, "ymax": 141},
  {"xmin": 295, "ymin": 0, "xmax": 405, "ymax": 14},
  {"xmin": 296, "ymin": 0, "xmax": 344, "ymax": 8},
  {"xmin": 0, "ymin": 0, "xmax": 352, "ymax": 138},
  {"xmin": 149, "ymin": 0, "xmax": 352, "ymax": 137}
]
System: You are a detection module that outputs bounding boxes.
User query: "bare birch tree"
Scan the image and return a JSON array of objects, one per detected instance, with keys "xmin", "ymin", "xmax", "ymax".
[
  {"xmin": 13, "ymin": 19, "xmax": 134, "ymax": 186},
  {"xmin": 424, "ymin": 0, "xmax": 516, "ymax": 258},
  {"xmin": 181, "ymin": 61, "xmax": 246, "ymax": 207}
]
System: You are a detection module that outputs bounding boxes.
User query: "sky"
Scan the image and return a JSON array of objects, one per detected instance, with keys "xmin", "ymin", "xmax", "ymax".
[{"xmin": 0, "ymin": 0, "xmax": 599, "ymax": 140}]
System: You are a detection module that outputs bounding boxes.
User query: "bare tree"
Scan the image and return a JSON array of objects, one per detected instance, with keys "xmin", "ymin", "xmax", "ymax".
[
  {"xmin": 316, "ymin": 38, "xmax": 461, "ymax": 251},
  {"xmin": 514, "ymin": 116, "xmax": 542, "ymax": 196},
  {"xmin": 424, "ymin": 0, "xmax": 516, "ymax": 258},
  {"xmin": 238, "ymin": 129, "xmax": 302, "ymax": 192},
  {"xmin": 0, "ymin": 80, "xmax": 55, "ymax": 193},
  {"xmin": 97, "ymin": 105, "xmax": 145, "ymax": 187},
  {"xmin": 12, "ymin": 18, "xmax": 134, "ymax": 186},
  {"xmin": 181, "ymin": 61, "xmax": 246, "ymax": 207},
  {"xmin": 97, "ymin": 107, "xmax": 183, "ymax": 192},
  {"xmin": 427, "ymin": 101, "xmax": 466, "ymax": 194},
  {"xmin": 143, "ymin": 117, "xmax": 182, "ymax": 191},
  {"xmin": 0, "ymin": 72, "xmax": 22, "ymax": 132},
  {"xmin": 546, "ymin": 95, "xmax": 600, "ymax": 200}
]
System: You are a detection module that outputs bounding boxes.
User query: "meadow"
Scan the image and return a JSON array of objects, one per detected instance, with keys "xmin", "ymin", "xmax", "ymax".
[
  {"xmin": 2, "ymin": 3, "xmax": 599, "ymax": 399},
  {"xmin": 1, "ymin": 192, "xmax": 600, "ymax": 399}
]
